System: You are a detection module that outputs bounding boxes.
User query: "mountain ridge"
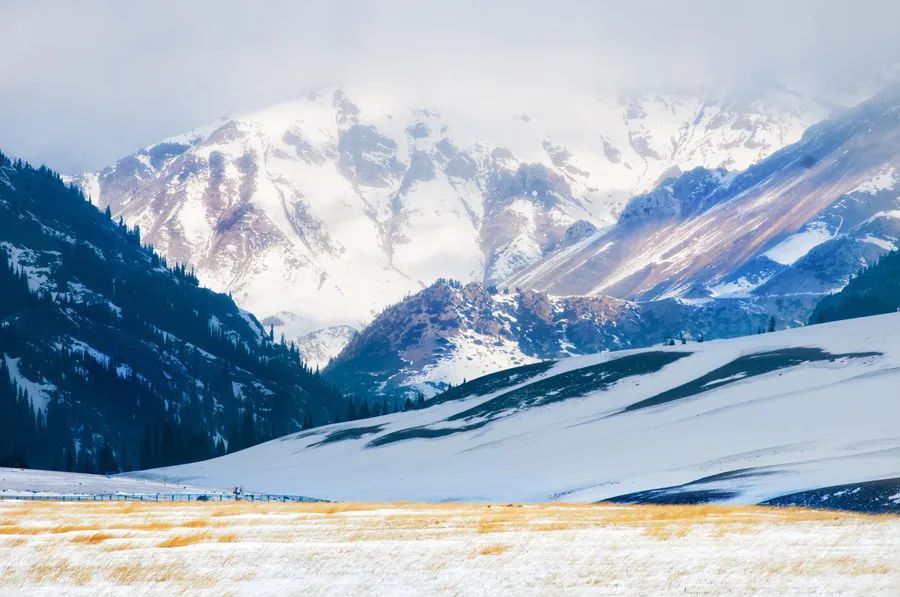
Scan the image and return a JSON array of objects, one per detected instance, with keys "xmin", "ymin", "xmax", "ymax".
[{"xmin": 323, "ymin": 278, "xmax": 817, "ymax": 399}]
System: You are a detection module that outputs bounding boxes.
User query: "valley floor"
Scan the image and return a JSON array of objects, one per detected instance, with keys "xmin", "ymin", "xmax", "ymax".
[
  {"xmin": 0, "ymin": 467, "xmax": 228, "ymax": 499},
  {"xmin": 0, "ymin": 501, "xmax": 897, "ymax": 595}
]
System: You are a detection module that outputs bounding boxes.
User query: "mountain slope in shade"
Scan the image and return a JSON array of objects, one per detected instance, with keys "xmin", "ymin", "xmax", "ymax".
[
  {"xmin": 135, "ymin": 312, "xmax": 900, "ymax": 508},
  {"xmin": 506, "ymin": 85, "xmax": 900, "ymax": 302},
  {"xmin": 0, "ymin": 153, "xmax": 346, "ymax": 472},
  {"xmin": 72, "ymin": 85, "xmax": 837, "ymax": 360},
  {"xmin": 323, "ymin": 278, "xmax": 817, "ymax": 399}
]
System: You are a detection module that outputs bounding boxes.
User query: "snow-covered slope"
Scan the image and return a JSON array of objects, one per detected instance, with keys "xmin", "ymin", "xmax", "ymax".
[
  {"xmin": 507, "ymin": 84, "xmax": 900, "ymax": 302},
  {"xmin": 0, "ymin": 467, "xmax": 226, "ymax": 498},
  {"xmin": 73, "ymin": 85, "xmax": 837, "ymax": 361},
  {"xmin": 324, "ymin": 278, "xmax": 816, "ymax": 400},
  {"xmin": 136, "ymin": 312, "xmax": 900, "ymax": 507}
]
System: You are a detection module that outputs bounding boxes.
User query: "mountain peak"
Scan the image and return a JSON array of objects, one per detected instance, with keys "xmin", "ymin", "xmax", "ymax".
[{"xmin": 71, "ymin": 85, "xmax": 844, "ymax": 366}]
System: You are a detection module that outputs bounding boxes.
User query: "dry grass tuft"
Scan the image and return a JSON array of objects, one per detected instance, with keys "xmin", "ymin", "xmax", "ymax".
[
  {"xmin": 26, "ymin": 558, "xmax": 94, "ymax": 586},
  {"xmin": 102, "ymin": 541, "xmax": 141, "ymax": 552},
  {"xmin": 107, "ymin": 563, "xmax": 190, "ymax": 584},
  {"xmin": 0, "ymin": 525, "xmax": 41, "ymax": 535},
  {"xmin": 535, "ymin": 521, "xmax": 573, "ymax": 532},
  {"xmin": 305, "ymin": 502, "xmax": 388, "ymax": 515},
  {"xmin": 643, "ymin": 524, "xmax": 692, "ymax": 540},
  {"xmin": 71, "ymin": 532, "xmax": 114, "ymax": 544},
  {"xmin": 476, "ymin": 515, "xmax": 511, "ymax": 534},
  {"xmin": 52, "ymin": 523, "xmax": 102, "ymax": 534},
  {"xmin": 479, "ymin": 543, "xmax": 509, "ymax": 555},
  {"xmin": 158, "ymin": 531, "xmax": 213, "ymax": 548},
  {"xmin": 217, "ymin": 532, "xmax": 240, "ymax": 543}
]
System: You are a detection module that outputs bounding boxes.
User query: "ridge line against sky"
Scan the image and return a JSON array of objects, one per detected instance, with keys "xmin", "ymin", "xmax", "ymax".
[{"xmin": 2, "ymin": 0, "xmax": 899, "ymax": 173}]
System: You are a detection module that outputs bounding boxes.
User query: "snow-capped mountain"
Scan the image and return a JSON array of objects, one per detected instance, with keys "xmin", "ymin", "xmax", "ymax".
[
  {"xmin": 321, "ymin": 85, "xmax": 899, "ymax": 399},
  {"xmin": 507, "ymin": 84, "xmax": 900, "ymax": 301},
  {"xmin": 136, "ymin": 311, "xmax": 900, "ymax": 510},
  {"xmin": 73, "ymin": 85, "xmax": 837, "ymax": 364},
  {"xmin": 325, "ymin": 279, "xmax": 816, "ymax": 399}
]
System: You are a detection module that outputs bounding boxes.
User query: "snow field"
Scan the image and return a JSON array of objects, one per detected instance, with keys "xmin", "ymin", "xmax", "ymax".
[
  {"xmin": 143, "ymin": 313, "xmax": 900, "ymax": 504},
  {"xmin": 0, "ymin": 468, "xmax": 228, "ymax": 499}
]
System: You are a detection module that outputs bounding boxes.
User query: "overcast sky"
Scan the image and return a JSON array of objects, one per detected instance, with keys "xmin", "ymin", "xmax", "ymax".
[{"xmin": 2, "ymin": 0, "xmax": 899, "ymax": 173}]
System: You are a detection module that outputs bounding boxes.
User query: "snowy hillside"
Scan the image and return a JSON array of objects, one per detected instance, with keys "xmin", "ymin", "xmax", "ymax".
[
  {"xmin": 325, "ymin": 278, "xmax": 816, "ymax": 400},
  {"xmin": 0, "ymin": 467, "xmax": 226, "ymax": 498},
  {"xmin": 72, "ymin": 85, "xmax": 837, "ymax": 361},
  {"xmin": 136, "ymin": 313, "xmax": 900, "ymax": 508}
]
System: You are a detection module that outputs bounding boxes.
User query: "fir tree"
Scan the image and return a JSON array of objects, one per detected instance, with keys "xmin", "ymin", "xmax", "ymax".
[{"xmin": 96, "ymin": 440, "xmax": 118, "ymax": 474}]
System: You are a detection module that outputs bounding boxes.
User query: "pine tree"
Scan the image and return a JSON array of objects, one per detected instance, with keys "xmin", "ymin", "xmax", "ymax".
[
  {"xmin": 97, "ymin": 440, "xmax": 118, "ymax": 474},
  {"xmin": 64, "ymin": 440, "xmax": 75, "ymax": 472},
  {"xmin": 240, "ymin": 410, "xmax": 256, "ymax": 449}
]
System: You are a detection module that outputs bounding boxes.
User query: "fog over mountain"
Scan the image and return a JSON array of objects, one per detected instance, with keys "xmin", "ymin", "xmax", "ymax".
[{"xmin": 2, "ymin": 0, "xmax": 899, "ymax": 173}]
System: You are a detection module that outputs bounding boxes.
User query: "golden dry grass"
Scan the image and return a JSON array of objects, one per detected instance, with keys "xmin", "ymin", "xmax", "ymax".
[
  {"xmin": 107, "ymin": 562, "xmax": 191, "ymax": 584},
  {"xmin": 180, "ymin": 519, "xmax": 210, "ymax": 528},
  {"xmin": 479, "ymin": 543, "xmax": 509, "ymax": 555},
  {"xmin": 101, "ymin": 541, "xmax": 142, "ymax": 552},
  {"xmin": 26, "ymin": 558, "xmax": 94, "ymax": 586},
  {"xmin": 71, "ymin": 532, "xmax": 114, "ymax": 544},
  {"xmin": 157, "ymin": 531, "xmax": 214, "ymax": 548},
  {"xmin": 0, "ymin": 500, "xmax": 896, "ymax": 593},
  {"xmin": 642, "ymin": 522, "xmax": 693, "ymax": 540},
  {"xmin": 0, "ymin": 525, "xmax": 41, "ymax": 535},
  {"xmin": 216, "ymin": 532, "xmax": 239, "ymax": 543}
]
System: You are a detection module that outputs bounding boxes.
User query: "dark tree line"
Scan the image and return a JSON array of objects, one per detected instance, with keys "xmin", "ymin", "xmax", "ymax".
[
  {"xmin": 0, "ymin": 151, "xmax": 355, "ymax": 474},
  {"xmin": 810, "ymin": 249, "xmax": 900, "ymax": 324}
]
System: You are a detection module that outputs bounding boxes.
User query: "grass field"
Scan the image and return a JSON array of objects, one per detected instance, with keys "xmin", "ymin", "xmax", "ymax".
[{"xmin": 0, "ymin": 501, "xmax": 898, "ymax": 595}]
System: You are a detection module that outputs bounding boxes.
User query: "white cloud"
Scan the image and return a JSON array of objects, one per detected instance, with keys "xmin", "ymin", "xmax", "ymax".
[{"xmin": 1, "ymin": 0, "xmax": 898, "ymax": 173}]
